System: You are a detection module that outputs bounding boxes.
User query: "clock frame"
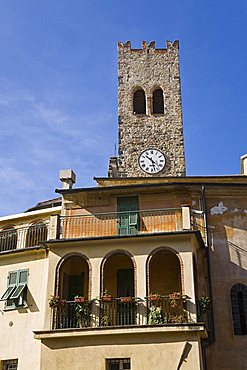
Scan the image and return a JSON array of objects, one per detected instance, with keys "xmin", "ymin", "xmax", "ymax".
[{"xmin": 138, "ymin": 149, "xmax": 166, "ymax": 174}]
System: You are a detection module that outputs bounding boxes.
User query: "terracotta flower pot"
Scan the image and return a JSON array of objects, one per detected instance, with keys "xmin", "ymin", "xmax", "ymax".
[
  {"xmin": 101, "ymin": 295, "xmax": 113, "ymax": 302},
  {"xmin": 120, "ymin": 296, "xmax": 132, "ymax": 303},
  {"xmin": 74, "ymin": 296, "xmax": 86, "ymax": 303},
  {"xmin": 149, "ymin": 295, "xmax": 161, "ymax": 301},
  {"xmin": 169, "ymin": 293, "xmax": 181, "ymax": 300}
]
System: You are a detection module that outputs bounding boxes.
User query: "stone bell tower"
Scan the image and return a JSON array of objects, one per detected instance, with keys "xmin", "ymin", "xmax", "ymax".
[{"xmin": 108, "ymin": 40, "xmax": 186, "ymax": 178}]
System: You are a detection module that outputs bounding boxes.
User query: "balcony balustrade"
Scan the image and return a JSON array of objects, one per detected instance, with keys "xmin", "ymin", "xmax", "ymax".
[
  {"xmin": 0, "ymin": 206, "xmax": 205, "ymax": 252},
  {"xmin": 51, "ymin": 296, "xmax": 190, "ymax": 330},
  {"xmin": 0, "ymin": 222, "xmax": 49, "ymax": 252},
  {"xmin": 60, "ymin": 208, "xmax": 183, "ymax": 240}
]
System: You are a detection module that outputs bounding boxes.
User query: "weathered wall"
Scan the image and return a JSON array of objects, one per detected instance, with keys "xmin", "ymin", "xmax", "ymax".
[
  {"xmin": 205, "ymin": 190, "xmax": 247, "ymax": 370},
  {"xmin": 117, "ymin": 40, "xmax": 186, "ymax": 177}
]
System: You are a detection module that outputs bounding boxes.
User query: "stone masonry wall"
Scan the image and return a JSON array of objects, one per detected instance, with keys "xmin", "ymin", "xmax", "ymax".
[{"xmin": 117, "ymin": 40, "xmax": 186, "ymax": 177}]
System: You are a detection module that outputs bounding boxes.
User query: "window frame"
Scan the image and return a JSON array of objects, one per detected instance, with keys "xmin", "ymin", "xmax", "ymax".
[
  {"xmin": 106, "ymin": 358, "xmax": 131, "ymax": 370},
  {"xmin": 2, "ymin": 358, "xmax": 18, "ymax": 370}
]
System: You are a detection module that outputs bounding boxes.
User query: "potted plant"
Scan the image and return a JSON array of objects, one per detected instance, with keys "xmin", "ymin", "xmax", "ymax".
[
  {"xmin": 149, "ymin": 293, "xmax": 161, "ymax": 302},
  {"xmin": 101, "ymin": 290, "xmax": 113, "ymax": 302},
  {"xmin": 49, "ymin": 295, "xmax": 66, "ymax": 308},
  {"xmin": 197, "ymin": 296, "xmax": 210, "ymax": 321},
  {"xmin": 148, "ymin": 306, "xmax": 165, "ymax": 325},
  {"xmin": 74, "ymin": 300, "xmax": 91, "ymax": 328},
  {"xmin": 74, "ymin": 295, "xmax": 86, "ymax": 303},
  {"xmin": 100, "ymin": 315, "xmax": 111, "ymax": 326},
  {"xmin": 169, "ymin": 292, "xmax": 181, "ymax": 300}
]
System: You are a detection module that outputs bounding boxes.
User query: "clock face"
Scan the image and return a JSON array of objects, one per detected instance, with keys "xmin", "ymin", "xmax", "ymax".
[{"xmin": 139, "ymin": 149, "xmax": 166, "ymax": 174}]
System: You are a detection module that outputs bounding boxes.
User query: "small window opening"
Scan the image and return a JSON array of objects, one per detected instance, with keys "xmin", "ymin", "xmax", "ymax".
[
  {"xmin": 133, "ymin": 89, "xmax": 146, "ymax": 114},
  {"xmin": 231, "ymin": 283, "xmax": 247, "ymax": 335},
  {"xmin": 106, "ymin": 358, "xmax": 131, "ymax": 370},
  {"xmin": 2, "ymin": 359, "xmax": 18, "ymax": 370},
  {"xmin": 238, "ymin": 292, "xmax": 247, "ymax": 334},
  {"xmin": 153, "ymin": 88, "xmax": 164, "ymax": 114}
]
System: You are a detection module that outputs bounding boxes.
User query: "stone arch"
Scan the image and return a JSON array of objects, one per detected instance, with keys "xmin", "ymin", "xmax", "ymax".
[
  {"xmin": 55, "ymin": 252, "xmax": 92, "ymax": 300},
  {"xmin": 100, "ymin": 249, "xmax": 137, "ymax": 298},
  {"xmin": 26, "ymin": 219, "xmax": 48, "ymax": 248},
  {"xmin": 0, "ymin": 224, "xmax": 17, "ymax": 251},
  {"xmin": 146, "ymin": 246, "xmax": 184, "ymax": 296}
]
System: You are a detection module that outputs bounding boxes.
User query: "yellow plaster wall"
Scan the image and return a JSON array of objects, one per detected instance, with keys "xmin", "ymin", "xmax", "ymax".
[{"xmin": 39, "ymin": 332, "xmax": 203, "ymax": 370}]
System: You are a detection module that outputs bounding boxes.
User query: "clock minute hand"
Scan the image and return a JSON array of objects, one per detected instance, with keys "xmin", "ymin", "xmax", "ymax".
[{"xmin": 146, "ymin": 155, "xmax": 155, "ymax": 164}]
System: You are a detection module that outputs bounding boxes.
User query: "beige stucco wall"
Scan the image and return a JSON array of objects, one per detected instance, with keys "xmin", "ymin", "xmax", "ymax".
[
  {"xmin": 38, "ymin": 330, "xmax": 203, "ymax": 370},
  {"xmin": 0, "ymin": 250, "xmax": 48, "ymax": 370}
]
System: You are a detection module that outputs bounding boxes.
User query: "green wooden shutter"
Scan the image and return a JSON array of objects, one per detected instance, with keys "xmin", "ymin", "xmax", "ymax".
[
  {"xmin": 10, "ymin": 269, "xmax": 29, "ymax": 301},
  {"xmin": 18, "ymin": 269, "xmax": 29, "ymax": 284},
  {"xmin": 0, "ymin": 271, "xmax": 18, "ymax": 303},
  {"xmin": 117, "ymin": 196, "xmax": 139, "ymax": 236}
]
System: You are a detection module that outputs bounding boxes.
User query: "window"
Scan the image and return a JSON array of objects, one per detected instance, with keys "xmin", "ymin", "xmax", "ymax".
[
  {"xmin": 2, "ymin": 359, "xmax": 18, "ymax": 370},
  {"xmin": 231, "ymin": 283, "xmax": 247, "ymax": 335},
  {"xmin": 152, "ymin": 88, "xmax": 164, "ymax": 114},
  {"xmin": 26, "ymin": 221, "xmax": 48, "ymax": 248},
  {"xmin": 106, "ymin": 358, "xmax": 131, "ymax": 370},
  {"xmin": 0, "ymin": 226, "xmax": 17, "ymax": 252},
  {"xmin": 0, "ymin": 270, "xmax": 29, "ymax": 309},
  {"xmin": 133, "ymin": 89, "xmax": 146, "ymax": 114}
]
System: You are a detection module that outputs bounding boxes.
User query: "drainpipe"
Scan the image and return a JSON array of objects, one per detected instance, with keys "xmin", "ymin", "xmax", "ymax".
[{"xmin": 201, "ymin": 185, "xmax": 216, "ymax": 370}]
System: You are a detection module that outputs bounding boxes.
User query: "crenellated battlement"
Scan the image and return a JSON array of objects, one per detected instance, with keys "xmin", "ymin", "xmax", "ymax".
[{"xmin": 118, "ymin": 40, "xmax": 179, "ymax": 51}]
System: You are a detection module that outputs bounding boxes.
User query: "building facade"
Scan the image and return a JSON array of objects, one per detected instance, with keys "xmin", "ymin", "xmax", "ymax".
[{"xmin": 0, "ymin": 41, "xmax": 247, "ymax": 370}]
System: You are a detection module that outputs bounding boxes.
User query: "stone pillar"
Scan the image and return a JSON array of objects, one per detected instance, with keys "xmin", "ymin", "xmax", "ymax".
[
  {"xmin": 135, "ymin": 255, "xmax": 148, "ymax": 325},
  {"xmin": 182, "ymin": 205, "xmax": 191, "ymax": 230},
  {"xmin": 48, "ymin": 214, "xmax": 60, "ymax": 240}
]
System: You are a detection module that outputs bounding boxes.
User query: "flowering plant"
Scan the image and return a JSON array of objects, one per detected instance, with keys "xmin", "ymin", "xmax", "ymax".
[{"xmin": 49, "ymin": 295, "xmax": 66, "ymax": 308}]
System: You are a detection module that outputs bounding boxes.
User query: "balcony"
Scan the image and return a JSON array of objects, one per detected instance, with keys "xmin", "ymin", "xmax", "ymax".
[
  {"xmin": 51, "ymin": 295, "xmax": 191, "ymax": 330},
  {"xmin": 0, "ymin": 221, "xmax": 49, "ymax": 252},
  {"xmin": 60, "ymin": 207, "xmax": 184, "ymax": 240},
  {"xmin": 0, "ymin": 206, "xmax": 204, "ymax": 252}
]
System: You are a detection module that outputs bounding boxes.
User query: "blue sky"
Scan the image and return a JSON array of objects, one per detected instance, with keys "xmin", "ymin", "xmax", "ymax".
[{"xmin": 1, "ymin": 0, "xmax": 247, "ymax": 216}]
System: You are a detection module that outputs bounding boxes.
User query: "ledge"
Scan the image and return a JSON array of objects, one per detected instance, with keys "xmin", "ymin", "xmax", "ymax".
[
  {"xmin": 34, "ymin": 323, "xmax": 207, "ymax": 340},
  {"xmin": 0, "ymin": 245, "xmax": 48, "ymax": 257}
]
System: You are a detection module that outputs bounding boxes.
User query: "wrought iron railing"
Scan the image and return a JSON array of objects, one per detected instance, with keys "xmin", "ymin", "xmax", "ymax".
[
  {"xmin": 0, "ymin": 222, "xmax": 49, "ymax": 252},
  {"xmin": 147, "ymin": 294, "xmax": 188, "ymax": 324},
  {"xmin": 51, "ymin": 296, "xmax": 191, "ymax": 330},
  {"xmin": 60, "ymin": 208, "xmax": 183, "ymax": 239}
]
